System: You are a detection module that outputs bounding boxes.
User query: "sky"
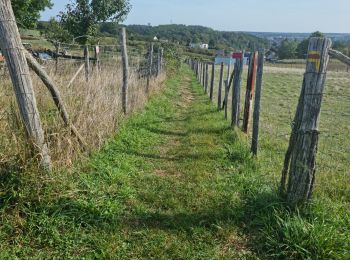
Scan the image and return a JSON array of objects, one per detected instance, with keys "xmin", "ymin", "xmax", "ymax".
[{"xmin": 40, "ymin": 0, "xmax": 350, "ymax": 33}]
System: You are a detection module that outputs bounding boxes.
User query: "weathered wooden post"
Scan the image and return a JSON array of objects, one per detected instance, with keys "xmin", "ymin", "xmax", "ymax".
[
  {"xmin": 280, "ymin": 38, "xmax": 332, "ymax": 205},
  {"xmin": 0, "ymin": 0, "xmax": 51, "ymax": 170},
  {"xmin": 160, "ymin": 48, "xmax": 164, "ymax": 72},
  {"xmin": 196, "ymin": 61, "xmax": 200, "ymax": 80},
  {"xmin": 243, "ymin": 51, "xmax": 258, "ymax": 133},
  {"xmin": 217, "ymin": 62, "xmax": 224, "ymax": 111},
  {"xmin": 25, "ymin": 50, "xmax": 87, "ymax": 148},
  {"xmin": 94, "ymin": 45, "xmax": 100, "ymax": 70},
  {"xmin": 84, "ymin": 45, "xmax": 90, "ymax": 82},
  {"xmin": 251, "ymin": 50, "xmax": 265, "ymax": 155},
  {"xmin": 146, "ymin": 42, "xmax": 154, "ymax": 93},
  {"xmin": 201, "ymin": 62, "xmax": 204, "ymax": 84},
  {"xmin": 226, "ymin": 62, "xmax": 231, "ymax": 82},
  {"xmin": 157, "ymin": 47, "xmax": 161, "ymax": 77},
  {"xmin": 231, "ymin": 52, "xmax": 244, "ymax": 127},
  {"xmin": 120, "ymin": 27, "xmax": 129, "ymax": 115},
  {"xmin": 202, "ymin": 62, "xmax": 206, "ymax": 86},
  {"xmin": 224, "ymin": 71, "xmax": 234, "ymax": 119},
  {"xmin": 210, "ymin": 63, "xmax": 215, "ymax": 101},
  {"xmin": 205, "ymin": 63, "xmax": 209, "ymax": 94}
]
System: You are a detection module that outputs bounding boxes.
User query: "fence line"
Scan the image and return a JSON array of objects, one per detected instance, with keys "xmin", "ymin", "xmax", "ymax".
[
  {"xmin": 187, "ymin": 39, "xmax": 349, "ymax": 205},
  {"xmin": 0, "ymin": 4, "xmax": 166, "ymax": 170}
]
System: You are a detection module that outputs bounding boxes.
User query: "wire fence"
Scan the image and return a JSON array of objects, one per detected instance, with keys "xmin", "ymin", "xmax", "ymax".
[
  {"xmin": 188, "ymin": 55, "xmax": 350, "ymax": 195},
  {"xmin": 0, "ymin": 38, "xmax": 166, "ymax": 168}
]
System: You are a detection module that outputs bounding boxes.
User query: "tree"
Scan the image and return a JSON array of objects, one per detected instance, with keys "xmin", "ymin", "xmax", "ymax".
[
  {"xmin": 277, "ymin": 39, "xmax": 298, "ymax": 59},
  {"xmin": 296, "ymin": 31, "xmax": 325, "ymax": 58},
  {"xmin": 45, "ymin": 18, "xmax": 72, "ymax": 43},
  {"xmin": 59, "ymin": 0, "xmax": 131, "ymax": 44},
  {"xmin": 11, "ymin": 0, "xmax": 53, "ymax": 28}
]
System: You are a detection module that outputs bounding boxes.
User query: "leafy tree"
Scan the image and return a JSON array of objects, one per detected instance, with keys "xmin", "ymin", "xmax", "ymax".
[
  {"xmin": 277, "ymin": 39, "xmax": 298, "ymax": 59},
  {"xmin": 44, "ymin": 18, "xmax": 72, "ymax": 43},
  {"xmin": 11, "ymin": 0, "xmax": 53, "ymax": 28},
  {"xmin": 59, "ymin": 0, "xmax": 131, "ymax": 44},
  {"xmin": 296, "ymin": 31, "xmax": 325, "ymax": 58},
  {"xmin": 332, "ymin": 41, "xmax": 350, "ymax": 56}
]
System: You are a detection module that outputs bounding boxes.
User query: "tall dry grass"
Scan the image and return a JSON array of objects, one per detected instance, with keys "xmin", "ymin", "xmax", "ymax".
[{"xmin": 0, "ymin": 58, "xmax": 166, "ymax": 169}]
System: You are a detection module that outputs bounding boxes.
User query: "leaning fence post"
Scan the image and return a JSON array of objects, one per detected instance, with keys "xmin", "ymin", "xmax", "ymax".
[
  {"xmin": 243, "ymin": 51, "xmax": 258, "ymax": 133},
  {"xmin": 0, "ymin": 0, "xmax": 51, "ymax": 170},
  {"xmin": 217, "ymin": 62, "xmax": 224, "ymax": 111},
  {"xmin": 231, "ymin": 52, "xmax": 244, "ymax": 127},
  {"xmin": 251, "ymin": 50, "xmax": 265, "ymax": 155},
  {"xmin": 210, "ymin": 63, "xmax": 215, "ymax": 101},
  {"xmin": 224, "ymin": 71, "xmax": 234, "ymax": 119},
  {"xmin": 84, "ymin": 45, "xmax": 90, "ymax": 82},
  {"xmin": 120, "ymin": 27, "xmax": 129, "ymax": 115},
  {"xmin": 202, "ymin": 62, "xmax": 206, "ymax": 86},
  {"xmin": 146, "ymin": 42, "xmax": 154, "ymax": 93},
  {"xmin": 280, "ymin": 38, "xmax": 332, "ymax": 205}
]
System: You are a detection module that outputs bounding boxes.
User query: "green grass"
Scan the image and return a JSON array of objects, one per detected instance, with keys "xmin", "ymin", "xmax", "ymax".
[{"xmin": 0, "ymin": 65, "xmax": 349, "ymax": 258}]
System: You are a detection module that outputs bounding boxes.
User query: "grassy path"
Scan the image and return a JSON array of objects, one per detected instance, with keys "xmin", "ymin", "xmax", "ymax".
[
  {"xmin": 81, "ymin": 66, "xmax": 257, "ymax": 258},
  {"xmin": 2, "ymin": 66, "xmax": 348, "ymax": 259}
]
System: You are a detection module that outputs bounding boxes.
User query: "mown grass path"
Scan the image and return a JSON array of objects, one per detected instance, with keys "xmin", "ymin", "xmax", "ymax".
[{"xmin": 79, "ymin": 66, "xmax": 257, "ymax": 258}]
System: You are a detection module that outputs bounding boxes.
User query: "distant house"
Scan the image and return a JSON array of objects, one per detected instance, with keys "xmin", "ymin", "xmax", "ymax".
[
  {"xmin": 153, "ymin": 36, "xmax": 158, "ymax": 41},
  {"xmin": 189, "ymin": 43, "xmax": 209, "ymax": 49}
]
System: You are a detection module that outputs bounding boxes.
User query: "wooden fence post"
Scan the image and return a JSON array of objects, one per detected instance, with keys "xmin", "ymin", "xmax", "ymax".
[
  {"xmin": 202, "ymin": 62, "xmax": 206, "ymax": 86},
  {"xmin": 0, "ymin": 0, "xmax": 51, "ymax": 170},
  {"xmin": 200, "ymin": 62, "xmax": 204, "ymax": 86},
  {"xmin": 217, "ymin": 62, "xmax": 224, "ymax": 111},
  {"xmin": 84, "ymin": 45, "xmax": 90, "ymax": 82},
  {"xmin": 25, "ymin": 50, "xmax": 87, "ymax": 148},
  {"xmin": 210, "ymin": 63, "xmax": 215, "ymax": 101},
  {"xmin": 251, "ymin": 50, "xmax": 265, "ymax": 155},
  {"xmin": 157, "ymin": 47, "xmax": 161, "ymax": 76},
  {"xmin": 146, "ymin": 42, "xmax": 154, "ymax": 93},
  {"xmin": 280, "ymin": 38, "xmax": 332, "ymax": 205},
  {"xmin": 205, "ymin": 63, "xmax": 209, "ymax": 94},
  {"xmin": 196, "ymin": 61, "xmax": 200, "ymax": 80},
  {"xmin": 160, "ymin": 48, "xmax": 164, "ymax": 72},
  {"xmin": 224, "ymin": 71, "xmax": 235, "ymax": 119},
  {"xmin": 243, "ymin": 51, "xmax": 258, "ymax": 133},
  {"xmin": 94, "ymin": 45, "xmax": 100, "ymax": 70},
  {"xmin": 227, "ymin": 62, "xmax": 231, "ymax": 82},
  {"xmin": 120, "ymin": 27, "xmax": 129, "ymax": 115},
  {"xmin": 231, "ymin": 52, "xmax": 244, "ymax": 127}
]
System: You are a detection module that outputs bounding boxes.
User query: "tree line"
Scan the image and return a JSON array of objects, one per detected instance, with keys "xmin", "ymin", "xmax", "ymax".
[{"xmin": 276, "ymin": 31, "xmax": 350, "ymax": 59}]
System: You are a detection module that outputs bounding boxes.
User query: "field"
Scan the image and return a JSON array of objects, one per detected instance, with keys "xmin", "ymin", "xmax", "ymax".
[{"xmin": 0, "ymin": 64, "xmax": 349, "ymax": 258}]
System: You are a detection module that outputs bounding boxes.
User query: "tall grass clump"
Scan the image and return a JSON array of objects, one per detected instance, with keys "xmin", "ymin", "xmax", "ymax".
[{"xmin": 0, "ymin": 58, "xmax": 166, "ymax": 169}]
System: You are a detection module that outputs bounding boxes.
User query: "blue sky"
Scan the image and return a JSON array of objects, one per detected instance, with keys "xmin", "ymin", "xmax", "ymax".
[{"xmin": 40, "ymin": 0, "xmax": 350, "ymax": 33}]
